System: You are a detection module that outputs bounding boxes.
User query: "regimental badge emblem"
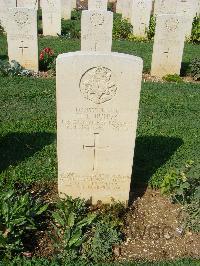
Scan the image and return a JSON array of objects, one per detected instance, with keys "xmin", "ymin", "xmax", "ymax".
[
  {"xmin": 165, "ymin": 18, "xmax": 179, "ymax": 32},
  {"xmin": 14, "ymin": 11, "xmax": 30, "ymax": 28},
  {"xmin": 80, "ymin": 66, "xmax": 118, "ymax": 104}
]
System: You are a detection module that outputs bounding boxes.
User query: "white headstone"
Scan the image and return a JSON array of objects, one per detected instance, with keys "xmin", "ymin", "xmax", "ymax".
[
  {"xmin": 7, "ymin": 8, "xmax": 38, "ymax": 71},
  {"xmin": 130, "ymin": 0, "xmax": 152, "ymax": 37},
  {"xmin": 177, "ymin": 0, "xmax": 196, "ymax": 38},
  {"xmin": 56, "ymin": 51, "xmax": 143, "ymax": 204},
  {"xmin": 88, "ymin": 0, "xmax": 108, "ymax": 10},
  {"xmin": 121, "ymin": 0, "xmax": 132, "ymax": 21},
  {"xmin": 81, "ymin": 10, "xmax": 113, "ymax": 52},
  {"xmin": 116, "ymin": 0, "xmax": 123, "ymax": 14},
  {"xmin": 0, "ymin": 0, "xmax": 16, "ymax": 31},
  {"xmin": 42, "ymin": 0, "xmax": 61, "ymax": 36},
  {"xmin": 72, "ymin": 0, "xmax": 76, "ymax": 9},
  {"xmin": 61, "ymin": 0, "xmax": 72, "ymax": 20},
  {"xmin": 17, "ymin": 0, "xmax": 38, "ymax": 9},
  {"xmin": 151, "ymin": 14, "xmax": 185, "ymax": 77}
]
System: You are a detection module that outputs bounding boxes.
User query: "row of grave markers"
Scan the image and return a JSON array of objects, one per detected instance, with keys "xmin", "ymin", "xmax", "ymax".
[
  {"xmin": 0, "ymin": 0, "xmax": 76, "ymax": 35},
  {"xmin": 117, "ymin": 0, "xmax": 200, "ymax": 39},
  {"xmin": 4, "ymin": 0, "xmax": 198, "ymax": 77}
]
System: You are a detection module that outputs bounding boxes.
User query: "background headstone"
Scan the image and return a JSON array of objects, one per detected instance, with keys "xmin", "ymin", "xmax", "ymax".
[
  {"xmin": 177, "ymin": 0, "xmax": 196, "ymax": 38},
  {"xmin": 116, "ymin": 0, "xmax": 123, "ymax": 14},
  {"xmin": 42, "ymin": 0, "xmax": 61, "ymax": 36},
  {"xmin": 61, "ymin": 0, "xmax": 72, "ymax": 19},
  {"xmin": 130, "ymin": 0, "xmax": 152, "ymax": 37},
  {"xmin": 88, "ymin": 0, "xmax": 108, "ymax": 10},
  {"xmin": 81, "ymin": 9, "xmax": 113, "ymax": 51},
  {"xmin": 72, "ymin": 0, "xmax": 76, "ymax": 8},
  {"xmin": 121, "ymin": 0, "xmax": 132, "ymax": 21},
  {"xmin": 7, "ymin": 7, "xmax": 38, "ymax": 71},
  {"xmin": 151, "ymin": 14, "xmax": 185, "ymax": 77},
  {"xmin": 56, "ymin": 52, "xmax": 143, "ymax": 204}
]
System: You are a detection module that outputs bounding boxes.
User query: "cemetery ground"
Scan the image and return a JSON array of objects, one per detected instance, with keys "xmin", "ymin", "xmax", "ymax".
[{"xmin": 0, "ymin": 19, "xmax": 200, "ymax": 266}]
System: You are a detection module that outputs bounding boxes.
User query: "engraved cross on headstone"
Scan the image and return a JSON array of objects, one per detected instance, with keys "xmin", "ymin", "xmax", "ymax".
[
  {"xmin": 83, "ymin": 133, "xmax": 109, "ymax": 171},
  {"xmin": 19, "ymin": 41, "xmax": 28, "ymax": 55}
]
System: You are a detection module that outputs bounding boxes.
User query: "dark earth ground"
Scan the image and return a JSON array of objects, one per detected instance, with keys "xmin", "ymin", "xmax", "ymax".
[{"xmin": 25, "ymin": 183, "xmax": 200, "ymax": 262}]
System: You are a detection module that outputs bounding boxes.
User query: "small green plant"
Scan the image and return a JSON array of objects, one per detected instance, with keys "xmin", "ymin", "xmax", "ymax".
[
  {"xmin": 161, "ymin": 162, "xmax": 200, "ymax": 232},
  {"xmin": 85, "ymin": 221, "xmax": 121, "ymax": 263},
  {"xmin": 61, "ymin": 10, "xmax": 81, "ymax": 39},
  {"xmin": 163, "ymin": 74, "xmax": 183, "ymax": 83},
  {"xmin": 147, "ymin": 15, "xmax": 156, "ymax": 40},
  {"xmin": 190, "ymin": 15, "xmax": 200, "ymax": 44},
  {"xmin": 0, "ymin": 189, "xmax": 48, "ymax": 259},
  {"xmin": 190, "ymin": 58, "xmax": 200, "ymax": 81},
  {"xmin": 113, "ymin": 15, "xmax": 133, "ymax": 40},
  {"xmin": 0, "ymin": 60, "xmax": 32, "ymax": 77},
  {"xmin": 39, "ymin": 47, "xmax": 56, "ymax": 71},
  {"xmin": 0, "ymin": 24, "xmax": 5, "ymax": 35},
  {"xmin": 51, "ymin": 196, "xmax": 96, "ymax": 261},
  {"xmin": 127, "ymin": 34, "xmax": 148, "ymax": 42}
]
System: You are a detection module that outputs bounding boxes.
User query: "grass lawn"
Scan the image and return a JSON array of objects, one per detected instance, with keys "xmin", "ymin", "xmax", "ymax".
[{"xmin": 0, "ymin": 76, "xmax": 199, "ymax": 189}]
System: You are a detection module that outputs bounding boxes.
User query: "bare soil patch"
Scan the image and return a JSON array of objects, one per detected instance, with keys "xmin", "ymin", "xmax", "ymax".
[{"xmin": 118, "ymin": 189, "xmax": 200, "ymax": 262}]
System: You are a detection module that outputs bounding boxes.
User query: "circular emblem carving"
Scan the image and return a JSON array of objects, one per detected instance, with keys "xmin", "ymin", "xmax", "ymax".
[
  {"xmin": 90, "ymin": 13, "xmax": 105, "ymax": 26},
  {"xmin": 80, "ymin": 67, "xmax": 118, "ymax": 104},
  {"xmin": 165, "ymin": 18, "xmax": 179, "ymax": 32},
  {"xmin": 14, "ymin": 11, "xmax": 30, "ymax": 27}
]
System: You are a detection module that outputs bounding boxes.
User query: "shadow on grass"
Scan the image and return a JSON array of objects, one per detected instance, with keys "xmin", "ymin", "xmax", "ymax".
[
  {"xmin": 0, "ymin": 55, "xmax": 8, "ymax": 60},
  {"xmin": 129, "ymin": 136, "xmax": 183, "ymax": 203},
  {"xmin": 0, "ymin": 132, "xmax": 55, "ymax": 173},
  {"xmin": 180, "ymin": 62, "xmax": 190, "ymax": 76}
]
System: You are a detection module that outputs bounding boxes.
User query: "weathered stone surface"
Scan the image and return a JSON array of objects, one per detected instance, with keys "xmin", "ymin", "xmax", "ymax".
[
  {"xmin": 154, "ymin": 0, "xmax": 178, "ymax": 15},
  {"xmin": 151, "ymin": 14, "xmax": 185, "ymax": 77},
  {"xmin": 81, "ymin": 10, "xmax": 113, "ymax": 51},
  {"xmin": 130, "ymin": 0, "xmax": 152, "ymax": 37},
  {"xmin": 17, "ymin": 0, "xmax": 38, "ymax": 9},
  {"xmin": 7, "ymin": 7, "xmax": 38, "ymax": 71},
  {"xmin": 56, "ymin": 51, "xmax": 143, "ymax": 204},
  {"xmin": 42, "ymin": 0, "xmax": 61, "ymax": 36},
  {"xmin": 0, "ymin": 0, "xmax": 16, "ymax": 31},
  {"xmin": 88, "ymin": 0, "xmax": 108, "ymax": 10}
]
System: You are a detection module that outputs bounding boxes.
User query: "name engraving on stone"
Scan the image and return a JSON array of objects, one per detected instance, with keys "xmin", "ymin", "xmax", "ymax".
[
  {"xmin": 80, "ymin": 66, "xmax": 118, "ymax": 104},
  {"xmin": 62, "ymin": 107, "xmax": 131, "ymax": 131}
]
